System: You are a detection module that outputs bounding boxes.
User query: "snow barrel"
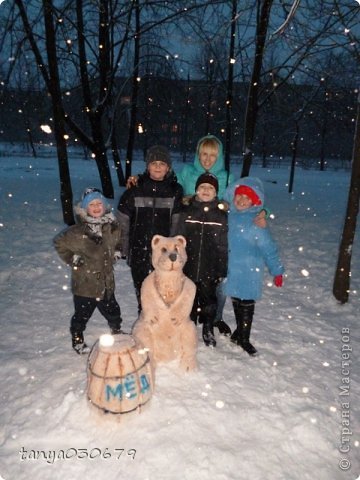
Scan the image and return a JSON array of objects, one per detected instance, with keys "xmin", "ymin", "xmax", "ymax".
[{"xmin": 87, "ymin": 333, "xmax": 153, "ymax": 418}]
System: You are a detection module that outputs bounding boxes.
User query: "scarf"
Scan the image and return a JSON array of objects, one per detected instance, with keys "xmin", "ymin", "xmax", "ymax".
[{"xmin": 83, "ymin": 212, "xmax": 116, "ymax": 244}]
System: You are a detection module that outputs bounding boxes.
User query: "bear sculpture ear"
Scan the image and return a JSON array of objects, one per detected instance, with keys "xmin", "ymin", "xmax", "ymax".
[
  {"xmin": 175, "ymin": 235, "xmax": 187, "ymax": 247},
  {"xmin": 152, "ymin": 234, "xmax": 163, "ymax": 247}
]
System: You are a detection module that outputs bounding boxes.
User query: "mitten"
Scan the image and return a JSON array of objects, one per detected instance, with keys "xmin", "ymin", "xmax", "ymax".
[
  {"xmin": 274, "ymin": 275, "xmax": 283, "ymax": 287},
  {"xmin": 72, "ymin": 254, "xmax": 84, "ymax": 267}
]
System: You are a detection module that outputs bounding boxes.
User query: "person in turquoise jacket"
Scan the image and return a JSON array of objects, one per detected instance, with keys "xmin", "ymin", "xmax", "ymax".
[
  {"xmin": 126, "ymin": 135, "xmax": 235, "ymax": 335},
  {"xmin": 224, "ymin": 177, "xmax": 284, "ymax": 356},
  {"xmin": 177, "ymin": 135, "xmax": 235, "ymax": 335},
  {"xmin": 177, "ymin": 134, "xmax": 234, "ymax": 198}
]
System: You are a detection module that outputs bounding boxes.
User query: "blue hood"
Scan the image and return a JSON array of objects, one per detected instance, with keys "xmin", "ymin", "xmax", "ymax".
[{"xmin": 193, "ymin": 134, "xmax": 225, "ymax": 176}]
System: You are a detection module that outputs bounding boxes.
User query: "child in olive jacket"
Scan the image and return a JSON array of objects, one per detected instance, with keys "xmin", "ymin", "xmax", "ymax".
[{"xmin": 54, "ymin": 188, "xmax": 123, "ymax": 354}]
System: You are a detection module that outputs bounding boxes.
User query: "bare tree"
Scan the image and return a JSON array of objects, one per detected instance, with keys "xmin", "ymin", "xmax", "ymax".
[
  {"xmin": 73, "ymin": 0, "xmax": 114, "ymax": 197},
  {"xmin": 224, "ymin": 0, "xmax": 237, "ymax": 174},
  {"xmin": 43, "ymin": 0, "xmax": 74, "ymax": 224},
  {"xmin": 333, "ymin": 91, "xmax": 360, "ymax": 303},
  {"xmin": 286, "ymin": 81, "xmax": 324, "ymax": 193},
  {"xmin": 332, "ymin": 0, "xmax": 360, "ymax": 303},
  {"xmin": 14, "ymin": 0, "xmax": 74, "ymax": 224},
  {"xmin": 241, "ymin": 0, "xmax": 274, "ymax": 178},
  {"xmin": 125, "ymin": 0, "xmax": 141, "ymax": 179}
]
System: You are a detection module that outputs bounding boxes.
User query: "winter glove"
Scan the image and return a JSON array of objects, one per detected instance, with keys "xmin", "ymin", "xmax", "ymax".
[
  {"xmin": 274, "ymin": 275, "xmax": 283, "ymax": 287},
  {"xmin": 72, "ymin": 254, "xmax": 84, "ymax": 267}
]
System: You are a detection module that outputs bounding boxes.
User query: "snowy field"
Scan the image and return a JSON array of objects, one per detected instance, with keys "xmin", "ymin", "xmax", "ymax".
[{"xmin": 0, "ymin": 151, "xmax": 359, "ymax": 480}]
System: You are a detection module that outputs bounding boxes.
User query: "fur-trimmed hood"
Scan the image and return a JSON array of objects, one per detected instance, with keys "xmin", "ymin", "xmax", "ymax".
[
  {"xmin": 224, "ymin": 176, "xmax": 264, "ymax": 215},
  {"xmin": 193, "ymin": 134, "xmax": 225, "ymax": 177},
  {"xmin": 176, "ymin": 135, "xmax": 234, "ymax": 198},
  {"xmin": 73, "ymin": 202, "xmax": 115, "ymax": 225}
]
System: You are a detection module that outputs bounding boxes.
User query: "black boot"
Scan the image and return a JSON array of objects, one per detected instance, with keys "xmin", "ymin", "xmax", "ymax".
[
  {"xmin": 214, "ymin": 319, "xmax": 232, "ymax": 336},
  {"xmin": 202, "ymin": 322, "xmax": 216, "ymax": 347},
  {"xmin": 230, "ymin": 299, "xmax": 242, "ymax": 345},
  {"xmin": 242, "ymin": 314, "xmax": 257, "ymax": 356},
  {"xmin": 190, "ymin": 301, "xmax": 200, "ymax": 325},
  {"xmin": 71, "ymin": 332, "xmax": 90, "ymax": 355},
  {"xmin": 110, "ymin": 327, "xmax": 124, "ymax": 335},
  {"xmin": 230, "ymin": 328, "xmax": 240, "ymax": 344},
  {"xmin": 231, "ymin": 299, "xmax": 257, "ymax": 356},
  {"xmin": 109, "ymin": 318, "xmax": 124, "ymax": 335}
]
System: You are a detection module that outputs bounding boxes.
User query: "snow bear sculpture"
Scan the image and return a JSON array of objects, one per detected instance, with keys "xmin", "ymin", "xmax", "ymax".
[{"xmin": 132, "ymin": 235, "xmax": 198, "ymax": 373}]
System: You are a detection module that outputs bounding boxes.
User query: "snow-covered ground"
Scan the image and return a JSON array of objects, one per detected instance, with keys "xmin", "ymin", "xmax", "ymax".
[{"xmin": 0, "ymin": 152, "xmax": 359, "ymax": 480}]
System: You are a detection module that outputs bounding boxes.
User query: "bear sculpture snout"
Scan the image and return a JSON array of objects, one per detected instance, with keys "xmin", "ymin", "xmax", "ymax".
[{"xmin": 169, "ymin": 252, "xmax": 177, "ymax": 262}]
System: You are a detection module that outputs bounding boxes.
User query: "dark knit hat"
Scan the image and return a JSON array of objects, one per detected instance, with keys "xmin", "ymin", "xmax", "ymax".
[
  {"xmin": 234, "ymin": 184, "xmax": 262, "ymax": 205},
  {"xmin": 195, "ymin": 172, "xmax": 219, "ymax": 193},
  {"xmin": 145, "ymin": 145, "xmax": 171, "ymax": 167}
]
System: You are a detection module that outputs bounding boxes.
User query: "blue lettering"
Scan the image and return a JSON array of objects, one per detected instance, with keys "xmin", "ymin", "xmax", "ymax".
[
  {"xmin": 106, "ymin": 384, "xmax": 123, "ymax": 401},
  {"xmin": 140, "ymin": 374, "xmax": 151, "ymax": 394},
  {"xmin": 124, "ymin": 375, "xmax": 137, "ymax": 399}
]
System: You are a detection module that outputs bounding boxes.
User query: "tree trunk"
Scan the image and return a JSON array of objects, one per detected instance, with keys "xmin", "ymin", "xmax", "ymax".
[
  {"xmin": 110, "ymin": 124, "xmax": 126, "ymax": 187},
  {"xmin": 241, "ymin": 0, "xmax": 273, "ymax": 178},
  {"xmin": 43, "ymin": 0, "xmax": 74, "ymax": 225},
  {"xmin": 25, "ymin": 118, "xmax": 37, "ymax": 158},
  {"xmin": 333, "ymin": 92, "xmax": 360, "ymax": 303},
  {"xmin": 125, "ymin": 0, "xmax": 141, "ymax": 180},
  {"xmin": 76, "ymin": 0, "xmax": 114, "ymax": 198},
  {"xmin": 319, "ymin": 115, "xmax": 327, "ymax": 171},
  {"xmin": 224, "ymin": 0, "xmax": 237, "ymax": 174},
  {"xmin": 289, "ymin": 122, "xmax": 299, "ymax": 194},
  {"xmin": 181, "ymin": 74, "xmax": 191, "ymax": 163},
  {"xmin": 15, "ymin": 0, "xmax": 74, "ymax": 224},
  {"xmin": 261, "ymin": 132, "xmax": 267, "ymax": 168}
]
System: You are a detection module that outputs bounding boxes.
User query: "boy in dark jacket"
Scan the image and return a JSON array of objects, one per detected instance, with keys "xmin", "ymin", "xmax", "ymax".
[
  {"xmin": 173, "ymin": 173, "xmax": 229, "ymax": 347},
  {"xmin": 117, "ymin": 146, "xmax": 183, "ymax": 311},
  {"xmin": 54, "ymin": 188, "xmax": 123, "ymax": 354}
]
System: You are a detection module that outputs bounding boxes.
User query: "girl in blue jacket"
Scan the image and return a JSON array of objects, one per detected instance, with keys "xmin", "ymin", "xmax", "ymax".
[{"xmin": 224, "ymin": 177, "xmax": 284, "ymax": 356}]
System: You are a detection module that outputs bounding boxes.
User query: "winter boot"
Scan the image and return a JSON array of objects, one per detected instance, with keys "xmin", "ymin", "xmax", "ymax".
[
  {"xmin": 110, "ymin": 327, "xmax": 124, "ymax": 335},
  {"xmin": 214, "ymin": 319, "xmax": 232, "ymax": 336},
  {"xmin": 72, "ymin": 332, "xmax": 90, "ymax": 355},
  {"xmin": 230, "ymin": 299, "xmax": 242, "ymax": 345},
  {"xmin": 190, "ymin": 302, "xmax": 201, "ymax": 325},
  {"xmin": 202, "ymin": 322, "xmax": 216, "ymax": 347},
  {"xmin": 109, "ymin": 318, "xmax": 124, "ymax": 335},
  {"xmin": 230, "ymin": 328, "xmax": 240, "ymax": 344},
  {"xmin": 231, "ymin": 299, "xmax": 257, "ymax": 356}
]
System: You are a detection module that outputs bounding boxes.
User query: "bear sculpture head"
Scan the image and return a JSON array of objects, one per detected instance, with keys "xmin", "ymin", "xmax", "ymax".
[{"xmin": 151, "ymin": 235, "xmax": 187, "ymax": 273}]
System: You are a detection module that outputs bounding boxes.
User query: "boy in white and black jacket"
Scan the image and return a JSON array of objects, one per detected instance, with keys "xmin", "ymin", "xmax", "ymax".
[{"xmin": 173, "ymin": 173, "xmax": 230, "ymax": 347}]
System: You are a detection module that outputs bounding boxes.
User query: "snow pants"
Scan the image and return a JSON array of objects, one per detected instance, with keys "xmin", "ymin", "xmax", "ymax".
[{"xmin": 70, "ymin": 291, "xmax": 122, "ymax": 334}]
